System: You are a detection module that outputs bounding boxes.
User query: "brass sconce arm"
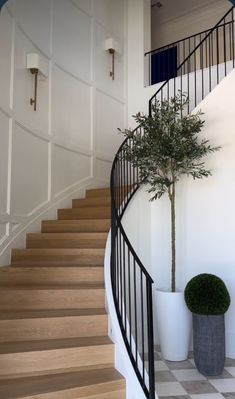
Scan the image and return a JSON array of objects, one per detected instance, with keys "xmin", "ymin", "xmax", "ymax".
[
  {"xmin": 26, "ymin": 53, "xmax": 48, "ymax": 112},
  {"xmin": 30, "ymin": 68, "xmax": 38, "ymax": 111},
  {"xmin": 109, "ymin": 49, "xmax": 115, "ymax": 80},
  {"xmin": 105, "ymin": 39, "xmax": 121, "ymax": 81}
]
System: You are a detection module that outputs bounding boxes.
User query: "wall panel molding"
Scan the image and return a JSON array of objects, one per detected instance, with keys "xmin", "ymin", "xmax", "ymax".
[{"xmin": 0, "ymin": 0, "xmax": 126, "ymax": 264}]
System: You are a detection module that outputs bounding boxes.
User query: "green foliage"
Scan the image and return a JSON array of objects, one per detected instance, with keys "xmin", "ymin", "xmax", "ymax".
[
  {"xmin": 119, "ymin": 93, "xmax": 220, "ymax": 201},
  {"xmin": 184, "ymin": 274, "xmax": 231, "ymax": 315},
  {"xmin": 118, "ymin": 92, "xmax": 220, "ymax": 292}
]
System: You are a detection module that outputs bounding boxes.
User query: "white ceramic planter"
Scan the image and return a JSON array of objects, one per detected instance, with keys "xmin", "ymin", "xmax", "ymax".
[{"xmin": 155, "ymin": 290, "xmax": 192, "ymax": 361}]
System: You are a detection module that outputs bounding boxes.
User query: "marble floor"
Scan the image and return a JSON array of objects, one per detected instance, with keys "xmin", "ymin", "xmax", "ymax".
[{"xmin": 151, "ymin": 348, "xmax": 235, "ymax": 398}]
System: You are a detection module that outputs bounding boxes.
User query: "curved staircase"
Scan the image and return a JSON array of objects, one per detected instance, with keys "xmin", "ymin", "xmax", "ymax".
[{"xmin": 0, "ymin": 188, "xmax": 125, "ymax": 399}]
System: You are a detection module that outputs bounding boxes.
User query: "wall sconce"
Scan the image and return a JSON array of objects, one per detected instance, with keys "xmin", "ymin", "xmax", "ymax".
[
  {"xmin": 105, "ymin": 38, "xmax": 122, "ymax": 81},
  {"xmin": 26, "ymin": 53, "xmax": 48, "ymax": 111}
]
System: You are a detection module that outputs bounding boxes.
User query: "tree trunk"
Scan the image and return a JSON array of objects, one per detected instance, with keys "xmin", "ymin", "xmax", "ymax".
[{"xmin": 170, "ymin": 184, "xmax": 176, "ymax": 292}]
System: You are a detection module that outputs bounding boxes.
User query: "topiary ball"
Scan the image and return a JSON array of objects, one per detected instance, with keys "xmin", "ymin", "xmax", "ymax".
[{"xmin": 184, "ymin": 273, "xmax": 230, "ymax": 315}]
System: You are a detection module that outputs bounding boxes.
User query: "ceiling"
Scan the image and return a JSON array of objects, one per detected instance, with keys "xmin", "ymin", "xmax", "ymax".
[{"xmin": 151, "ymin": 0, "xmax": 229, "ymax": 23}]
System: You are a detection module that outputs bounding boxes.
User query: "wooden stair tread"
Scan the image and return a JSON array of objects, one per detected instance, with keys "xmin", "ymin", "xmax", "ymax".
[
  {"xmin": 0, "ymin": 287, "xmax": 105, "ymax": 310},
  {"xmin": 12, "ymin": 249, "xmax": 105, "ymax": 255},
  {"xmin": 27, "ymin": 233, "xmax": 108, "ymax": 239},
  {"xmin": 0, "ymin": 308, "xmax": 106, "ymax": 320},
  {"xmin": 86, "ymin": 188, "xmax": 110, "ymax": 197},
  {"xmin": 72, "ymin": 196, "xmax": 111, "ymax": 208},
  {"xmin": 0, "ymin": 266, "xmax": 104, "ymax": 286},
  {"xmin": 58, "ymin": 207, "xmax": 110, "ymax": 220},
  {"xmin": 7, "ymin": 264, "xmax": 103, "ymax": 268},
  {"xmin": 0, "ymin": 368, "xmax": 124, "ymax": 399},
  {"xmin": 41, "ymin": 219, "xmax": 110, "ymax": 233},
  {"xmin": 11, "ymin": 248, "xmax": 105, "ymax": 266},
  {"xmin": 0, "ymin": 309, "xmax": 108, "ymax": 342},
  {"xmin": 0, "ymin": 265, "xmax": 104, "ymax": 272},
  {"xmin": 0, "ymin": 283, "xmax": 104, "ymax": 290},
  {"xmin": 26, "ymin": 233, "xmax": 108, "ymax": 249},
  {"xmin": 0, "ymin": 336, "xmax": 113, "ymax": 354}
]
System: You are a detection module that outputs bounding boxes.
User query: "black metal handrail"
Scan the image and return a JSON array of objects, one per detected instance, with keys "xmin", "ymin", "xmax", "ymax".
[
  {"xmin": 149, "ymin": 6, "xmax": 234, "ymax": 114},
  {"xmin": 110, "ymin": 6, "xmax": 234, "ymax": 399},
  {"xmin": 110, "ymin": 129, "xmax": 155, "ymax": 398},
  {"xmin": 145, "ymin": 21, "xmax": 232, "ymax": 57}
]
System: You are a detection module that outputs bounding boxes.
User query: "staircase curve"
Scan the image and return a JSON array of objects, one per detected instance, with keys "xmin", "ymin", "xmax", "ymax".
[{"xmin": 109, "ymin": 5, "xmax": 235, "ymax": 399}]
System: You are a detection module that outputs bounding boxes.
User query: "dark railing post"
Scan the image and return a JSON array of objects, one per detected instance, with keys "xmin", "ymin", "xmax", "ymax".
[
  {"xmin": 147, "ymin": 280, "xmax": 155, "ymax": 398},
  {"xmin": 149, "ymin": 100, "xmax": 152, "ymax": 118}
]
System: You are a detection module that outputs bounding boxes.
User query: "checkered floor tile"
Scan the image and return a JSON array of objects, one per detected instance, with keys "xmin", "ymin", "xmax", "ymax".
[{"xmin": 149, "ymin": 347, "xmax": 235, "ymax": 398}]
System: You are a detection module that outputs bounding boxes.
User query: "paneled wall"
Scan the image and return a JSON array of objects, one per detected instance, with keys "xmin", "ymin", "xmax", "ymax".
[{"xmin": 0, "ymin": 0, "xmax": 126, "ymax": 264}]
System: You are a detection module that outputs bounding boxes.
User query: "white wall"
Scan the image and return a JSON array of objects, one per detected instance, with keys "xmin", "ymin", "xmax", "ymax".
[
  {"xmin": 151, "ymin": 0, "xmax": 230, "ymax": 50},
  {"xmin": 0, "ymin": 0, "xmax": 126, "ymax": 265},
  {"xmin": 123, "ymin": 68, "xmax": 235, "ymax": 358},
  {"xmin": 126, "ymin": 0, "xmax": 235, "ymax": 357},
  {"xmin": 127, "ymin": 0, "xmax": 161, "ymax": 124}
]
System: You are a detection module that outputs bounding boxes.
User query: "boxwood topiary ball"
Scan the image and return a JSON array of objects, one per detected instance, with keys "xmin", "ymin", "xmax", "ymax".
[{"xmin": 184, "ymin": 273, "xmax": 230, "ymax": 315}]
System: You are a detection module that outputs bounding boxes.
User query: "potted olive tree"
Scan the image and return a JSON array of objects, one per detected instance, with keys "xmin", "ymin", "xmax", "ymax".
[
  {"xmin": 185, "ymin": 273, "xmax": 230, "ymax": 375},
  {"xmin": 120, "ymin": 93, "xmax": 220, "ymax": 361}
]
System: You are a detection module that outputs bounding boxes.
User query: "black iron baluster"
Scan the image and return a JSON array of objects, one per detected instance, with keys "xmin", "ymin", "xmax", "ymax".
[
  {"xmin": 123, "ymin": 238, "xmax": 127, "ymax": 333},
  {"xmin": 216, "ymin": 27, "xmax": 219, "ymax": 83},
  {"xmin": 200, "ymin": 34, "xmax": 204, "ymax": 101},
  {"xmin": 119, "ymin": 229, "xmax": 123, "ymax": 320},
  {"xmin": 194, "ymin": 35, "xmax": 197, "ymax": 108},
  {"xmin": 116, "ymin": 219, "xmax": 120, "ymax": 305},
  {"xmin": 141, "ymin": 272, "xmax": 145, "ymax": 383},
  {"xmin": 117, "ymin": 162, "xmax": 121, "ymax": 214},
  {"xmin": 149, "ymin": 53, "xmax": 151, "ymax": 86},
  {"xmin": 121, "ymin": 151, "xmax": 124, "ymax": 213},
  {"xmin": 180, "ymin": 70, "xmax": 183, "ymax": 117},
  {"xmin": 232, "ymin": 9, "xmax": 235, "ymax": 68},
  {"xmin": 211, "ymin": 31, "xmax": 214, "ymax": 67},
  {"xmin": 187, "ymin": 58, "xmax": 190, "ymax": 114},
  {"xmin": 209, "ymin": 33, "xmax": 212, "ymax": 92},
  {"xmin": 224, "ymin": 22, "xmax": 227, "ymax": 76},
  {"xmin": 229, "ymin": 22, "xmax": 232, "ymax": 62},
  {"xmin": 147, "ymin": 280, "xmax": 155, "ymax": 399},
  {"xmin": 133, "ymin": 259, "xmax": 138, "ymax": 363},
  {"xmin": 128, "ymin": 250, "xmax": 132, "ymax": 346}
]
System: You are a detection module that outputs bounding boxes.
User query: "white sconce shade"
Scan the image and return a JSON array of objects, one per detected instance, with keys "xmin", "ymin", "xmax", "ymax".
[
  {"xmin": 105, "ymin": 38, "xmax": 122, "ymax": 55},
  {"xmin": 26, "ymin": 53, "xmax": 48, "ymax": 111},
  {"xmin": 26, "ymin": 53, "xmax": 48, "ymax": 78}
]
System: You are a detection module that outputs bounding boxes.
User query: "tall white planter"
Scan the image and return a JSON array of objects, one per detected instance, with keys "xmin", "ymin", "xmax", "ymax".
[{"xmin": 155, "ymin": 290, "xmax": 192, "ymax": 361}]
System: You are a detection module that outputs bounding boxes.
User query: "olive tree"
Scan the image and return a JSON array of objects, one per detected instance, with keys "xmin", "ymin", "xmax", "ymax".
[{"xmin": 120, "ymin": 93, "xmax": 220, "ymax": 292}]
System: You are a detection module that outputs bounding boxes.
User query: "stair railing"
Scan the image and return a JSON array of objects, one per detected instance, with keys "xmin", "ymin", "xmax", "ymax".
[
  {"xmin": 110, "ymin": 135, "xmax": 155, "ymax": 398},
  {"xmin": 110, "ymin": 5, "xmax": 234, "ymax": 399},
  {"xmin": 145, "ymin": 19, "xmax": 233, "ymax": 87},
  {"xmin": 149, "ymin": 6, "xmax": 235, "ymax": 115}
]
